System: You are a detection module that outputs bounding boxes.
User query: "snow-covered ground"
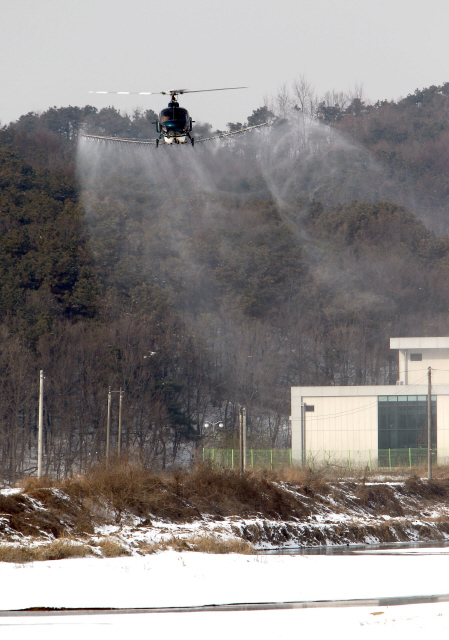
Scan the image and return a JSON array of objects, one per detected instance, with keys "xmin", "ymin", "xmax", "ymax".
[
  {"xmin": 2, "ymin": 548, "xmax": 449, "ymax": 638},
  {"xmin": 3, "ymin": 550, "xmax": 449, "ymax": 609},
  {"xmin": 3, "ymin": 604, "xmax": 449, "ymax": 640}
]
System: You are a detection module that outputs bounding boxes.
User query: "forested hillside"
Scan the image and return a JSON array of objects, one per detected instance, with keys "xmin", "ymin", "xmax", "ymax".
[{"xmin": 1, "ymin": 83, "xmax": 449, "ymax": 481}]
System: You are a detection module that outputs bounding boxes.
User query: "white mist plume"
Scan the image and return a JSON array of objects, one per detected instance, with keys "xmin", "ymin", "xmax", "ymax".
[
  {"xmin": 76, "ymin": 113, "xmax": 417, "ymax": 323},
  {"xmin": 77, "ymin": 112, "xmax": 396, "ymax": 221},
  {"xmin": 76, "ymin": 115, "xmax": 427, "ymax": 426}
]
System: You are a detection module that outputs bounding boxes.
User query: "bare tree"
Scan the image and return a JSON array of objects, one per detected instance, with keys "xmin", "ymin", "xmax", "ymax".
[
  {"xmin": 292, "ymin": 75, "xmax": 316, "ymax": 117},
  {"xmin": 276, "ymin": 84, "xmax": 293, "ymax": 119}
]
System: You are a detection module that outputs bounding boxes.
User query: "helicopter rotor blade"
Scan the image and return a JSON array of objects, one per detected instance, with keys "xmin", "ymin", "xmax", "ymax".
[
  {"xmin": 88, "ymin": 87, "xmax": 248, "ymax": 97},
  {"xmin": 88, "ymin": 91, "xmax": 154, "ymax": 95},
  {"xmin": 158, "ymin": 89, "xmax": 189, "ymax": 95},
  {"xmin": 168, "ymin": 87, "xmax": 248, "ymax": 95}
]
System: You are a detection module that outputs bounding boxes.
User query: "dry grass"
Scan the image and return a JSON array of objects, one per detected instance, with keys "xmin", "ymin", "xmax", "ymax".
[
  {"xmin": 403, "ymin": 474, "xmax": 449, "ymax": 499},
  {"xmin": 21, "ymin": 476, "xmax": 57, "ymax": 491},
  {"xmin": 0, "ymin": 533, "xmax": 254, "ymax": 559},
  {"xmin": 170, "ymin": 465, "xmax": 311, "ymax": 520},
  {"xmin": 135, "ymin": 535, "xmax": 253, "ymax": 555},
  {"xmin": 37, "ymin": 539, "xmax": 92, "ymax": 561},
  {"xmin": 135, "ymin": 540, "xmax": 168, "ymax": 555},
  {"xmin": 430, "ymin": 466, "xmax": 449, "ymax": 480},
  {"xmin": 271, "ymin": 464, "xmax": 449, "ymax": 483},
  {"xmin": 184, "ymin": 535, "xmax": 254, "ymax": 554},
  {"xmin": 19, "ymin": 461, "xmax": 313, "ymax": 524},
  {"xmin": 59, "ymin": 462, "xmax": 198, "ymax": 523},
  {"xmin": 95, "ymin": 538, "xmax": 131, "ymax": 558},
  {"xmin": 356, "ymin": 484, "xmax": 405, "ymax": 516},
  {"xmin": 0, "ymin": 537, "xmax": 131, "ymax": 563},
  {"xmin": 0, "ymin": 545, "xmax": 34, "ymax": 563},
  {"xmin": 0, "ymin": 539, "xmax": 92, "ymax": 563},
  {"xmin": 4, "ymin": 462, "xmax": 314, "ymax": 541}
]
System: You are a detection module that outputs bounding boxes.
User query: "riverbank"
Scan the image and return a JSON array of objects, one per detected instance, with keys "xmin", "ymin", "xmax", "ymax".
[{"xmin": 2, "ymin": 464, "xmax": 449, "ymax": 558}]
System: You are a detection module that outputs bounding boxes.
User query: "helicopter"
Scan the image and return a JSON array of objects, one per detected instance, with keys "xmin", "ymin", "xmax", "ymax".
[{"xmin": 82, "ymin": 87, "xmax": 268, "ymax": 147}]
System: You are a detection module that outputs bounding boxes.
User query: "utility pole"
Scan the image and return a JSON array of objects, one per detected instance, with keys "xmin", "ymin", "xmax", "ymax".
[
  {"xmin": 428, "ymin": 366, "xmax": 432, "ymax": 480},
  {"xmin": 239, "ymin": 406, "xmax": 247, "ymax": 474},
  {"xmin": 106, "ymin": 386, "xmax": 111, "ymax": 466},
  {"xmin": 239, "ymin": 407, "xmax": 243, "ymax": 474},
  {"xmin": 106, "ymin": 387, "xmax": 124, "ymax": 463},
  {"xmin": 301, "ymin": 403, "xmax": 306, "ymax": 468},
  {"xmin": 242, "ymin": 406, "xmax": 247, "ymax": 473},
  {"xmin": 37, "ymin": 370, "xmax": 44, "ymax": 478},
  {"xmin": 118, "ymin": 388, "xmax": 123, "ymax": 458}
]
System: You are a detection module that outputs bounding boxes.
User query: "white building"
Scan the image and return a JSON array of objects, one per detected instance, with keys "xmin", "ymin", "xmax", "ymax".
[{"xmin": 290, "ymin": 338, "xmax": 449, "ymax": 469}]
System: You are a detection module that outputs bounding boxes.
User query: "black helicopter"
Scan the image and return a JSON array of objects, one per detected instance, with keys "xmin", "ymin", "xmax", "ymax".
[{"xmin": 82, "ymin": 87, "xmax": 268, "ymax": 147}]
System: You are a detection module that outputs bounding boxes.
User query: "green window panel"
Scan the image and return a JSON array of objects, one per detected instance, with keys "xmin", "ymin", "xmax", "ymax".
[{"xmin": 378, "ymin": 396, "xmax": 436, "ymax": 451}]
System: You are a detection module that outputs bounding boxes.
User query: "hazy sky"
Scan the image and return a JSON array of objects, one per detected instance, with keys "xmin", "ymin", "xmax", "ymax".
[{"xmin": 1, "ymin": 0, "xmax": 448, "ymax": 129}]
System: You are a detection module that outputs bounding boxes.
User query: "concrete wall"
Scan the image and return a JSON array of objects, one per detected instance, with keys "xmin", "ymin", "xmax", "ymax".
[{"xmin": 398, "ymin": 348, "xmax": 449, "ymax": 385}]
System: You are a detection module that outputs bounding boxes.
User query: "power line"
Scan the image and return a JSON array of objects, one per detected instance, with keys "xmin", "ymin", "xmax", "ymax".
[{"xmin": 301, "ymin": 374, "xmax": 430, "ymax": 422}]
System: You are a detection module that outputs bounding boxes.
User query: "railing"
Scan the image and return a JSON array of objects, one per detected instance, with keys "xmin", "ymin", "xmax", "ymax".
[{"xmin": 202, "ymin": 448, "xmax": 445, "ymax": 471}]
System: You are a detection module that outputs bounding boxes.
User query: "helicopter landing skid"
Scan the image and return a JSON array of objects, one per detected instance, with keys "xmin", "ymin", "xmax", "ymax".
[{"xmin": 156, "ymin": 134, "xmax": 194, "ymax": 147}]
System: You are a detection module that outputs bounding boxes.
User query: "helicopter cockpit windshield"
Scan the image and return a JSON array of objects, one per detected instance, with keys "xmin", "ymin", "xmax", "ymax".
[{"xmin": 160, "ymin": 107, "xmax": 188, "ymax": 125}]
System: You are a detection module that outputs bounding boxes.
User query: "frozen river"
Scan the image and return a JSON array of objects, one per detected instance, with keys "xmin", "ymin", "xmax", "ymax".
[
  {"xmin": 262, "ymin": 539, "xmax": 449, "ymax": 555},
  {"xmin": 2, "ymin": 545, "xmax": 449, "ymax": 638}
]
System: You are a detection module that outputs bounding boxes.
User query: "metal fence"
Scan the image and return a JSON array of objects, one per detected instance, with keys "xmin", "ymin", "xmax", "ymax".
[
  {"xmin": 202, "ymin": 448, "xmax": 448, "ymax": 471},
  {"xmin": 203, "ymin": 448, "xmax": 293, "ymax": 470}
]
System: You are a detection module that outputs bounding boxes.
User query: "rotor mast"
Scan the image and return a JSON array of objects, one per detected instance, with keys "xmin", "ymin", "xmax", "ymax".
[{"xmin": 168, "ymin": 92, "xmax": 179, "ymax": 107}]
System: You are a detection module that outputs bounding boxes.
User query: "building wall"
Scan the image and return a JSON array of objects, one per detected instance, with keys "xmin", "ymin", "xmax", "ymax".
[
  {"xmin": 437, "ymin": 395, "xmax": 449, "ymax": 463},
  {"xmin": 303, "ymin": 395, "xmax": 378, "ymax": 452},
  {"xmin": 291, "ymin": 384, "xmax": 449, "ymax": 467},
  {"xmin": 399, "ymin": 348, "xmax": 449, "ymax": 386},
  {"xmin": 291, "ymin": 390, "xmax": 379, "ymax": 465}
]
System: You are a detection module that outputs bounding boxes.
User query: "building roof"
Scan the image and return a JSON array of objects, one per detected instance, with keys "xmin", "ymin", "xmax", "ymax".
[
  {"xmin": 291, "ymin": 385, "xmax": 448, "ymax": 398},
  {"xmin": 390, "ymin": 337, "xmax": 449, "ymax": 349}
]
